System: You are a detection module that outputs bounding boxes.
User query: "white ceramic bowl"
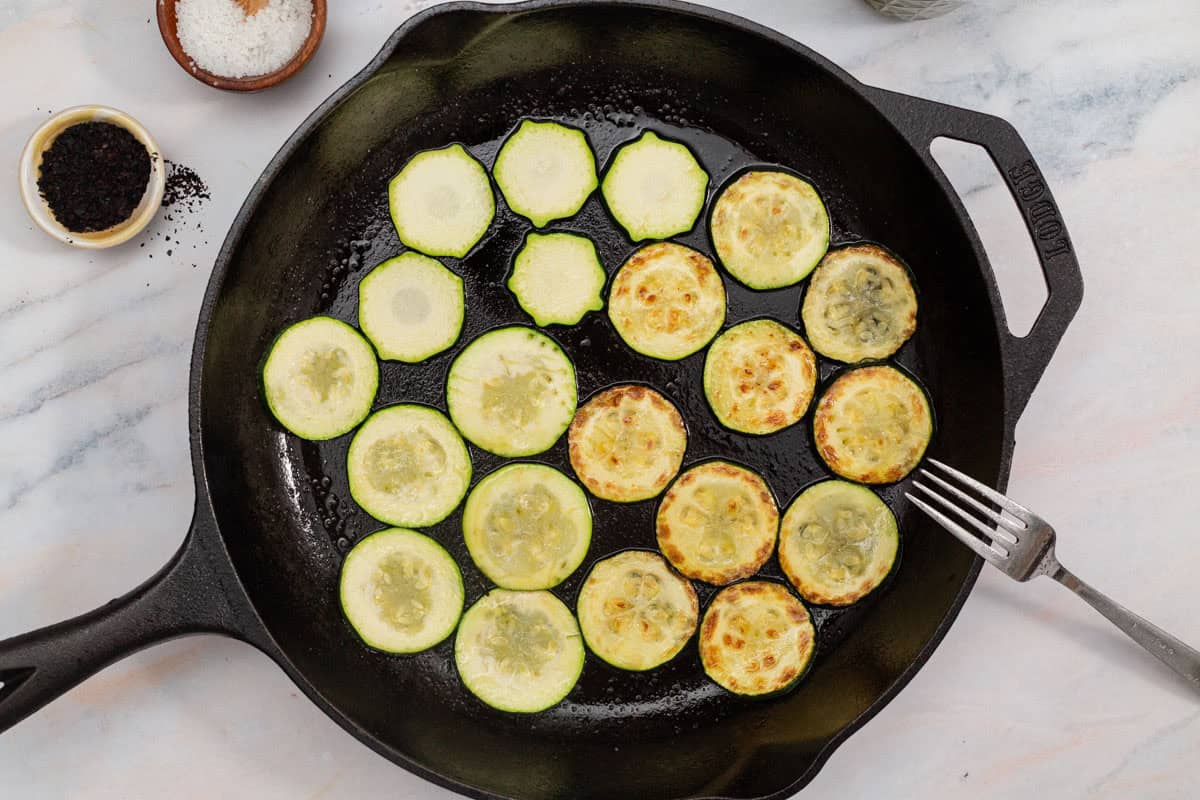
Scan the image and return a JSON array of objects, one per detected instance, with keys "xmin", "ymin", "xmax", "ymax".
[{"xmin": 18, "ymin": 105, "xmax": 166, "ymax": 249}]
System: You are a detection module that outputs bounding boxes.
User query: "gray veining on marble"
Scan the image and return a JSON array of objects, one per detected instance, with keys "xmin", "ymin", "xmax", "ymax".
[{"xmin": 1, "ymin": 1, "xmax": 1198, "ymax": 798}]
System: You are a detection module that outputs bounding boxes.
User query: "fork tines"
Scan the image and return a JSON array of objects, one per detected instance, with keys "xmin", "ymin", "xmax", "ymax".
[{"xmin": 904, "ymin": 459, "xmax": 1032, "ymax": 565}]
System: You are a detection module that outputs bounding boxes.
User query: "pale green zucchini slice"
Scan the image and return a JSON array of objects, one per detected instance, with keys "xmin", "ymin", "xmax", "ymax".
[
  {"xmin": 601, "ymin": 131, "xmax": 709, "ymax": 241},
  {"xmin": 388, "ymin": 144, "xmax": 495, "ymax": 258},
  {"xmin": 454, "ymin": 589, "xmax": 584, "ymax": 713},
  {"xmin": 493, "ymin": 120, "xmax": 598, "ymax": 227},
  {"xmin": 568, "ymin": 384, "xmax": 687, "ymax": 503},
  {"xmin": 508, "ymin": 233, "xmax": 606, "ymax": 327},
  {"xmin": 262, "ymin": 316, "xmax": 378, "ymax": 441},
  {"xmin": 339, "ymin": 528, "xmax": 464, "ymax": 654},
  {"xmin": 703, "ymin": 319, "xmax": 817, "ymax": 435},
  {"xmin": 446, "ymin": 326, "xmax": 577, "ymax": 457},
  {"xmin": 801, "ymin": 244, "xmax": 918, "ymax": 362},
  {"xmin": 779, "ymin": 480, "xmax": 898, "ymax": 606},
  {"xmin": 812, "ymin": 365, "xmax": 932, "ymax": 484},
  {"xmin": 358, "ymin": 252, "xmax": 464, "ymax": 362},
  {"xmin": 699, "ymin": 581, "xmax": 815, "ymax": 696},
  {"xmin": 607, "ymin": 242, "xmax": 726, "ymax": 361},
  {"xmin": 656, "ymin": 461, "xmax": 778, "ymax": 586},
  {"xmin": 577, "ymin": 550, "xmax": 698, "ymax": 671},
  {"xmin": 462, "ymin": 463, "xmax": 592, "ymax": 590},
  {"xmin": 710, "ymin": 170, "xmax": 830, "ymax": 289},
  {"xmin": 347, "ymin": 405, "xmax": 472, "ymax": 527}
]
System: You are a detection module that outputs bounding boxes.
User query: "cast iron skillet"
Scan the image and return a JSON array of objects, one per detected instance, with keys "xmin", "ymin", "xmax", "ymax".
[{"xmin": 0, "ymin": 2, "xmax": 1083, "ymax": 798}]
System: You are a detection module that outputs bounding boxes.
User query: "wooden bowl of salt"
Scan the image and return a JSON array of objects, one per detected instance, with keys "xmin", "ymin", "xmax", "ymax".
[{"xmin": 158, "ymin": 0, "xmax": 327, "ymax": 91}]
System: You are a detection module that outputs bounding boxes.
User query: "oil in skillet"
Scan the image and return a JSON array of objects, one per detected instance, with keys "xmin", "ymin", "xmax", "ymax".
[
  {"xmin": 298, "ymin": 111, "xmax": 914, "ymax": 725},
  {"xmin": 311, "ymin": 109, "xmax": 859, "ymax": 587}
]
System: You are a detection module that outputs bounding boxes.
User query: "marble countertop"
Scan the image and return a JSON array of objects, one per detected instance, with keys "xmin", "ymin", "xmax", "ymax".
[{"xmin": 2, "ymin": 1, "xmax": 1198, "ymax": 797}]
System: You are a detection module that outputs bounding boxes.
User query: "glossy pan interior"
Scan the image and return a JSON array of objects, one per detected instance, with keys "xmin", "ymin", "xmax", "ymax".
[{"xmin": 0, "ymin": 3, "xmax": 1082, "ymax": 799}]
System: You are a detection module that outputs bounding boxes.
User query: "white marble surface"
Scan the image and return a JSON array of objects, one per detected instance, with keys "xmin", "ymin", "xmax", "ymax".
[{"xmin": 1, "ymin": 1, "xmax": 1198, "ymax": 797}]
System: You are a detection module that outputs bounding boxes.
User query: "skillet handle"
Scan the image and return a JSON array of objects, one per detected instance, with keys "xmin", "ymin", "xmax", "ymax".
[
  {"xmin": 868, "ymin": 88, "xmax": 1084, "ymax": 420},
  {"xmin": 0, "ymin": 511, "xmax": 263, "ymax": 734}
]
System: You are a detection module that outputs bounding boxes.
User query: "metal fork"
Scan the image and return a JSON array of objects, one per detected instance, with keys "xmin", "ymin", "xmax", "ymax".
[{"xmin": 907, "ymin": 459, "xmax": 1200, "ymax": 691}]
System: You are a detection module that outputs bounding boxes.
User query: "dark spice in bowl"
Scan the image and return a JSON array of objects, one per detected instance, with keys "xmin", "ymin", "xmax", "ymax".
[{"xmin": 38, "ymin": 121, "xmax": 152, "ymax": 233}]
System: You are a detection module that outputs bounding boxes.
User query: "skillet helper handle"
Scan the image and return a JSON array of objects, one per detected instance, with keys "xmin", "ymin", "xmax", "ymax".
[
  {"xmin": 0, "ymin": 520, "xmax": 258, "ymax": 734},
  {"xmin": 868, "ymin": 88, "xmax": 1084, "ymax": 419}
]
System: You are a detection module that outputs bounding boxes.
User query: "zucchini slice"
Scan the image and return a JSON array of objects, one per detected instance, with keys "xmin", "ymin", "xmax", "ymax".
[
  {"xmin": 703, "ymin": 319, "xmax": 817, "ymax": 435},
  {"xmin": 358, "ymin": 252, "xmax": 464, "ymax": 362},
  {"xmin": 447, "ymin": 327, "xmax": 577, "ymax": 457},
  {"xmin": 493, "ymin": 120, "xmax": 598, "ymax": 227},
  {"xmin": 339, "ymin": 528, "xmax": 464, "ymax": 654},
  {"xmin": 656, "ymin": 461, "xmax": 779, "ymax": 585},
  {"xmin": 508, "ymin": 233, "xmax": 606, "ymax": 327},
  {"xmin": 779, "ymin": 480, "xmax": 898, "ymax": 606},
  {"xmin": 568, "ymin": 385, "xmax": 687, "ymax": 503},
  {"xmin": 812, "ymin": 365, "xmax": 932, "ymax": 484},
  {"xmin": 455, "ymin": 589, "xmax": 584, "ymax": 713},
  {"xmin": 699, "ymin": 581, "xmax": 815, "ymax": 697},
  {"xmin": 710, "ymin": 170, "xmax": 830, "ymax": 289},
  {"xmin": 601, "ymin": 131, "xmax": 709, "ymax": 241},
  {"xmin": 262, "ymin": 316, "xmax": 379, "ymax": 441},
  {"xmin": 801, "ymin": 244, "xmax": 919, "ymax": 362},
  {"xmin": 607, "ymin": 242, "xmax": 726, "ymax": 361},
  {"xmin": 462, "ymin": 463, "xmax": 592, "ymax": 590},
  {"xmin": 577, "ymin": 550, "xmax": 699, "ymax": 672},
  {"xmin": 388, "ymin": 144, "xmax": 495, "ymax": 258},
  {"xmin": 347, "ymin": 405, "xmax": 472, "ymax": 527}
]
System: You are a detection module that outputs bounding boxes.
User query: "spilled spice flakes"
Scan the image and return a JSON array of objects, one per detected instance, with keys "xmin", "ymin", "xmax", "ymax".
[
  {"xmin": 141, "ymin": 159, "xmax": 211, "ymax": 268},
  {"xmin": 163, "ymin": 160, "xmax": 211, "ymax": 209}
]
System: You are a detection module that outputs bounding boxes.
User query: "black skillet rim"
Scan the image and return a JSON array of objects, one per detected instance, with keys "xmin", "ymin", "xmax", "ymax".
[{"xmin": 191, "ymin": 2, "xmax": 1005, "ymax": 798}]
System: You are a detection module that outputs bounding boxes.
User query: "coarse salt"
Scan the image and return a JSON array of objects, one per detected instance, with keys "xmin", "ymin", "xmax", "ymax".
[{"xmin": 176, "ymin": 0, "xmax": 313, "ymax": 80}]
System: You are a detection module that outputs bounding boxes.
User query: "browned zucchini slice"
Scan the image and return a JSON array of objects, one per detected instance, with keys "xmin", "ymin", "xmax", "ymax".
[
  {"xmin": 812, "ymin": 365, "xmax": 932, "ymax": 484},
  {"xmin": 779, "ymin": 480, "xmax": 898, "ymax": 606},
  {"xmin": 802, "ymin": 244, "xmax": 918, "ymax": 362},
  {"xmin": 607, "ymin": 242, "xmax": 726, "ymax": 361},
  {"xmin": 699, "ymin": 581, "xmax": 815, "ymax": 696},
  {"xmin": 703, "ymin": 319, "xmax": 817, "ymax": 434},
  {"xmin": 568, "ymin": 385, "xmax": 687, "ymax": 503},
  {"xmin": 656, "ymin": 461, "xmax": 778, "ymax": 585},
  {"xmin": 577, "ymin": 550, "xmax": 699, "ymax": 671}
]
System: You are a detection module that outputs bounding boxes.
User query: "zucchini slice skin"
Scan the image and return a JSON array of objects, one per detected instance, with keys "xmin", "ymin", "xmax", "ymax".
[
  {"xmin": 699, "ymin": 581, "xmax": 815, "ymax": 697},
  {"xmin": 347, "ymin": 405, "xmax": 473, "ymax": 528},
  {"xmin": 388, "ymin": 144, "xmax": 495, "ymax": 258},
  {"xmin": 446, "ymin": 326, "xmax": 578, "ymax": 457},
  {"xmin": 462, "ymin": 463, "xmax": 592, "ymax": 591},
  {"xmin": 339, "ymin": 528, "xmax": 465, "ymax": 654},
  {"xmin": 507, "ymin": 232, "xmax": 606, "ymax": 327},
  {"xmin": 656, "ymin": 461, "xmax": 779, "ymax": 586},
  {"xmin": 703, "ymin": 319, "xmax": 817, "ymax": 435},
  {"xmin": 568, "ymin": 384, "xmax": 687, "ymax": 503},
  {"xmin": 607, "ymin": 242, "xmax": 726, "ymax": 361},
  {"xmin": 454, "ymin": 589, "xmax": 585, "ymax": 713},
  {"xmin": 358, "ymin": 252, "xmax": 464, "ymax": 363},
  {"xmin": 709, "ymin": 169, "xmax": 830, "ymax": 290},
  {"xmin": 262, "ymin": 316, "xmax": 379, "ymax": 441},
  {"xmin": 494, "ymin": 120, "xmax": 598, "ymax": 227},
  {"xmin": 601, "ymin": 131, "xmax": 709, "ymax": 241},
  {"xmin": 779, "ymin": 480, "xmax": 899, "ymax": 606},
  {"xmin": 801, "ymin": 244, "xmax": 918, "ymax": 362},
  {"xmin": 577, "ymin": 550, "xmax": 699, "ymax": 672},
  {"xmin": 812, "ymin": 365, "xmax": 933, "ymax": 484}
]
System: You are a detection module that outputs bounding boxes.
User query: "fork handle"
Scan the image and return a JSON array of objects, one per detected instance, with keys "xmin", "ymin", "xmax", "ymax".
[{"xmin": 1052, "ymin": 565, "xmax": 1200, "ymax": 690}]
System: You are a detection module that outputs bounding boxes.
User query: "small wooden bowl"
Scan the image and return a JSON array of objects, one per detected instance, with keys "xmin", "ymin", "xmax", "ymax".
[{"xmin": 157, "ymin": 0, "xmax": 327, "ymax": 91}]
